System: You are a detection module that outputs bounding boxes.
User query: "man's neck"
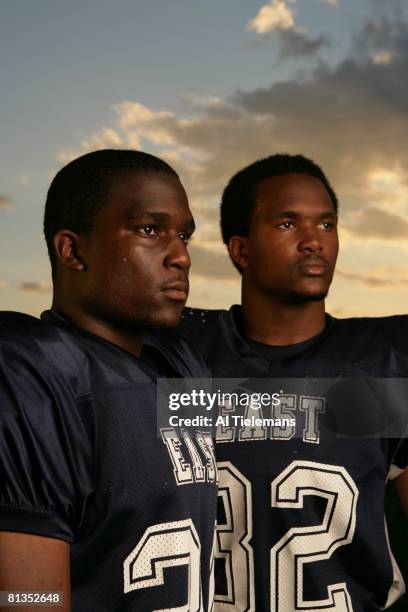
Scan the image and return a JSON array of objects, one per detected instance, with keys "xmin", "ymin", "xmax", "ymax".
[
  {"xmin": 51, "ymin": 300, "xmax": 144, "ymax": 357},
  {"xmin": 241, "ymin": 292, "xmax": 326, "ymax": 346}
]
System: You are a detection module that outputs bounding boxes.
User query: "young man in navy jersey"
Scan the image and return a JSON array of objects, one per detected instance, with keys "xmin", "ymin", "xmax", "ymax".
[
  {"xmin": 0, "ymin": 150, "xmax": 218, "ymax": 611},
  {"xmin": 176, "ymin": 154, "xmax": 408, "ymax": 611}
]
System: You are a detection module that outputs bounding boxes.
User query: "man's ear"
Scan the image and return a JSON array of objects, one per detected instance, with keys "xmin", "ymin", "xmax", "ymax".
[
  {"xmin": 228, "ymin": 235, "xmax": 249, "ymax": 271},
  {"xmin": 53, "ymin": 230, "xmax": 85, "ymax": 271}
]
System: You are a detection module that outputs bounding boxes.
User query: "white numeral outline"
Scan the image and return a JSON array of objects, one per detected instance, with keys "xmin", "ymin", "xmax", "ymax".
[
  {"xmin": 271, "ymin": 461, "xmax": 358, "ymax": 611},
  {"xmin": 214, "ymin": 461, "xmax": 358, "ymax": 612},
  {"xmin": 124, "ymin": 519, "xmax": 203, "ymax": 612},
  {"xmin": 215, "ymin": 462, "xmax": 255, "ymax": 611}
]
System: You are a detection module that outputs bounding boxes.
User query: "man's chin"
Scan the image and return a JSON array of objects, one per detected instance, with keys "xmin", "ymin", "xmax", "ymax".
[
  {"xmin": 288, "ymin": 290, "xmax": 328, "ymax": 303},
  {"xmin": 144, "ymin": 305, "xmax": 186, "ymax": 329}
]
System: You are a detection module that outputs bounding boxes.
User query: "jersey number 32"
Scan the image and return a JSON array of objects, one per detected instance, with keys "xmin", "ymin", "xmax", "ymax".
[{"xmin": 215, "ymin": 460, "xmax": 358, "ymax": 612}]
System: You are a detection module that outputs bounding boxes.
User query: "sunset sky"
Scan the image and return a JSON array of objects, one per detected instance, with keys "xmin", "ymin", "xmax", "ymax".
[{"xmin": 1, "ymin": 0, "xmax": 408, "ymax": 318}]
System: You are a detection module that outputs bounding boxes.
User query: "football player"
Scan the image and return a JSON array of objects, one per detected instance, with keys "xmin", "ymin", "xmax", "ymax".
[
  {"xmin": 175, "ymin": 154, "xmax": 408, "ymax": 611},
  {"xmin": 0, "ymin": 150, "xmax": 218, "ymax": 611}
]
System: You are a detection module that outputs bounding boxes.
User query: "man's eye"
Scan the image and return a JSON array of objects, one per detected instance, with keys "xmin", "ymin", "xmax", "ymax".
[
  {"xmin": 179, "ymin": 232, "xmax": 192, "ymax": 245},
  {"xmin": 278, "ymin": 221, "xmax": 295, "ymax": 229},
  {"xmin": 319, "ymin": 221, "xmax": 334, "ymax": 230},
  {"xmin": 140, "ymin": 225, "xmax": 159, "ymax": 235}
]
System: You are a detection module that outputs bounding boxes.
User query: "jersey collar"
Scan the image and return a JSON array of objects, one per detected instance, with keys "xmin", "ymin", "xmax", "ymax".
[{"xmin": 219, "ymin": 305, "xmax": 335, "ymax": 376}]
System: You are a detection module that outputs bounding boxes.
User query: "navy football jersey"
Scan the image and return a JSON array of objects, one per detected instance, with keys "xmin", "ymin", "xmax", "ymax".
[
  {"xmin": 0, "ymin": 311, "xmax": 218, "ymax": 611},
  {"xmin": 176, "ymin": 305, "xmax": 408, "ymax": 612}
]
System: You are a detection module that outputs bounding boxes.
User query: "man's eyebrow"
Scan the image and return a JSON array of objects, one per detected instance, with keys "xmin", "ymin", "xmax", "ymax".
[
  {"xmin": 277, "ymin": 210, "xmax": 300, "ymax": 218},
  {"xmin": 128, "ymin": 211, "xmax": 172, "ymax": 222},
  {"xmin": 318, "ymin": 211, "xmax": 337, "ymax": 219},
  {"xmin": 276, "ymin": 210, "xmax": 337, "ymax": 219},
  {"xmin": 128, "ymin": 211, "xmax": 196, "ymax": 231}
]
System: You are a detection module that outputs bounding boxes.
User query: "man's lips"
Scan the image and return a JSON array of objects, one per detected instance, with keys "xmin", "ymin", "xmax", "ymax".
[
  {"xmin": 296, "ymin": 257, "xmax": 329, "ymax": 276},
  {"xmin": 161, "ymin": 281, "xmax": 189, "ymax": 301}
]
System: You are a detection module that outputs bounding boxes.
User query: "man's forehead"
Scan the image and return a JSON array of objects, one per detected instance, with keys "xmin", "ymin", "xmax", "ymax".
[
  {"xmin": 255, "ymin": 173, "xmax": 334, "ymax": 210},
  {"xmin": 105, "ymin": 170, "xmax": 191, "ymax": 215},
  {"xmin": 257, "ymin": 173, "xmax": 325, "ymax": 194},
  {"xmin": 109, "ymin": 169, "xmax": 182, "ymax": 199}
]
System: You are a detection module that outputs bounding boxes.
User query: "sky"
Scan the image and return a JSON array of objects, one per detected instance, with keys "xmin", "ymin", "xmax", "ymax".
[{"xmin": 1, "ymin": 0, "xmax": 408, "ymax": 318}]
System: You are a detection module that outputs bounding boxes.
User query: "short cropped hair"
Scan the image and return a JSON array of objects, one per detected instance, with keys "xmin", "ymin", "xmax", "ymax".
[
  {"xmin": 220, "ymin": 154, "xmax": 338, "ymax": 271},
  {"xmin": 44, "ymin": 149, "xmax": 178, "ymax": 271}
]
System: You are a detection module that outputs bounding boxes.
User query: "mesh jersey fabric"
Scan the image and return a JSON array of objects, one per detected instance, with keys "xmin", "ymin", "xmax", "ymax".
[
  {"xmin": 169, "ymin": 305, "xmax": 408, "ymax": 612},
  {"xmin": 0, "ymin": 311, "xmax": 218, "ymax": 611}
]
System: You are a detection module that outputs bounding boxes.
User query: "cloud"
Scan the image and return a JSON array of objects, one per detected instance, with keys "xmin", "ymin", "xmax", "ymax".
[
  {"xmin": 353, "ymin": 16, "xmax": 402, "ymax": 66},
  {"xmin": 18, "ymin": 173, "xmax": 30, "ymax": 187},
  {"xmin": 114, "ymin": 101, "xmax": 180, "ymax": 148},
  {"xmin": 248, "ymin": 1, "xmax": 296, "ymax": 34},
  {"xmin": 345, "ymin": 207, "xmax": 408, "ymax": 240},
  {"xmin": 179, "ymin": 94, "xmax": 234, "ymax": 116},
  {"xmin": 278, "ymin": 30, "xmax": 327, "ymax": 60},
  {"xmin": 0, "ymin": 195, "xmax": 14, "ymax": 210},
  {"xmin": 371, "ymin": 50, "xmax": 395, "ymax": 64},
  {"xmin": 57, "ymin": 127, "xmax": 125, "ymax": 165},
  {"xmin": 337, "ymin": 267, "xmax": 408, "ymax": 288},
  {"xmin": 231, "ymin": 18, "xmax": 408, "ymax": 209},
  {"xmin": 116, "ymin": 101, "xmax": 173, "ymax": 129},
  {"xmin": 19, "ymin": 281, "xmax": 52, "ymax": 293},
  {"xmin": 54, "ymin": 12, "xmax": 408, "ymax": 282},
  {"xmin": 247, "ymin": 0, "xmax": 327, "ymax": 59},
  {"xmin": 189, "ymin": 244, "xmax": 235, "ymax": 280}
]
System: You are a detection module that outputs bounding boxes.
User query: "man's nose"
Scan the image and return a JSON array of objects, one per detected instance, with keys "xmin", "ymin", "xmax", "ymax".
[
  {"xmin": 298, "ymin": 227, "xmax": 323, "ymax": 253},
  {"xmin": 164, "ymin": 237, "xmax": 191, "ymax": 270}
]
